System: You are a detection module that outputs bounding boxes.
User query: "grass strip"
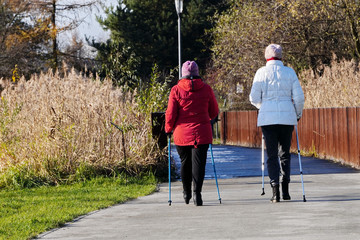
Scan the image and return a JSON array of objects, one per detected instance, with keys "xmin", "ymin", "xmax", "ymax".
[{"xmin": 0, "ymin": 174, "xmax": 157, "ymax": 240}]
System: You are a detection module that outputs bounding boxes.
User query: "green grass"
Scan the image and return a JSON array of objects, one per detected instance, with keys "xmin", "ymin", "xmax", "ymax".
[
  {"xmin": 0, "ymin": 174, "xmax": 157, "ymax": 240},
  {"xmin": 212, "ymin": 138, "xmax": 222, "ymax": 145}
]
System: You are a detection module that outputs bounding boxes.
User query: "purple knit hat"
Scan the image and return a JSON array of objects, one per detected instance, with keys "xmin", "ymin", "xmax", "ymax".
[
  {"xmin": 265, "ymin": 44, "xmax": 282, "ymax": 60},
  {"xmin": 181, "ymin": 61, "xmax": 199, "ymax": 77}
]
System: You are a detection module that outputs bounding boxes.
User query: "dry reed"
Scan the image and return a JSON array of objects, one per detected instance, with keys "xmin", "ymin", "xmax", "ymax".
[
  {"xmin": 0, "ymin": 70, "xmax": 166, "ymax": 187},
  {"xmin": 299, "ymin": 58, "xmax": 360, "ymax": 108}
]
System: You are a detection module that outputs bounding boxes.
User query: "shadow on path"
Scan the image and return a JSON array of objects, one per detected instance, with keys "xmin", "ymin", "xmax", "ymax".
[{"xmin": 171, "ymin": 144, "xmax": 360, "ymax": 179}]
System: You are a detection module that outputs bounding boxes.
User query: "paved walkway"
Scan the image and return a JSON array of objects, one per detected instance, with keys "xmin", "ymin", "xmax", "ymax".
[{"xmin": 37, "ymin": 145, "xmax": 360, "ymax": 240}]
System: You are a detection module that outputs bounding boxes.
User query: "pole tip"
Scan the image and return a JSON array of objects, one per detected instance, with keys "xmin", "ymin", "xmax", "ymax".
[{"xmin": 303, "ymin": 196, "xmax": 307, "ymax": 202}]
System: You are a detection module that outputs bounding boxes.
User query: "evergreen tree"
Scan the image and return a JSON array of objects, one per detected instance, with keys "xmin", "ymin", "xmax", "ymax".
[{"xmin": 95, "ymin": 0, "xmax": 228, "ymax": 86}]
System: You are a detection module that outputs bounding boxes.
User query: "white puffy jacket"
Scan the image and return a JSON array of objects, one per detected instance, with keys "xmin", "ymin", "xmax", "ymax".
[{"xmin": 249, "ymin": 60, "xmax": 305, "ymax": 126}]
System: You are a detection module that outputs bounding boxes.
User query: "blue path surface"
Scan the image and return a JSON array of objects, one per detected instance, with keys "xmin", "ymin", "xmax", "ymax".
[{"xmin": 171, "ymin": 144, "xmax": 360, "ymax": 179}]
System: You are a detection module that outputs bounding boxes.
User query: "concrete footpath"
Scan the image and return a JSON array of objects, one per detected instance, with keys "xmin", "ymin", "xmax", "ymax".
[{"xmin": 37, "ymin": 146, "xmax": 360, "ymax": 240}]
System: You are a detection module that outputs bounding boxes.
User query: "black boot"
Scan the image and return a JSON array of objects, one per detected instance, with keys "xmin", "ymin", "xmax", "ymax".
[
  {"xmin": 193, "ymin": 192, "xmax": 203, "ymax": 206},
  {"xmin": 282, "ymin": 182, "xmax": 291, "ymax": 200},
  {"xmin": 271, "ymin": 184, "xmax": 280, "ymax": 203},
  {"xmin": 183, "ymin": 191, "xmax": 192, "ymax": 204}
]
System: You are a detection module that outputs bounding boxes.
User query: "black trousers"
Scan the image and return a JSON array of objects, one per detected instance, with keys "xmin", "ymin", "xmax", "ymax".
[
  {"xmin": 176, "ymin": 144, "xmax": 209, "ymax": 193},
  {"xmin": 261, "ymin": 125, "xmax": 294, "ymax": 186}
]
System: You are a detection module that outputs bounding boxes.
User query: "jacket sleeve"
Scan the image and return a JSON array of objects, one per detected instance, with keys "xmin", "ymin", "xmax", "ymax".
[
  {"xmin": 249, "ymin": 70, "xmax": 262, "ymax": 109},
  {"xmin": 165, "ymin": 87, "xmax": 178, "ymax": 133},
  {"xmin": 208, "ymin": 86, "xmax": 219, "ymax": 120},
  {"xmin": 292, "ymin": 76, "xmax": 305, "ymax": 119}
]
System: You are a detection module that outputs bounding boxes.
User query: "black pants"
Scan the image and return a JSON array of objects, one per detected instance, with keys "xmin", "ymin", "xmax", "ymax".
[
  {"xmin": 176, "ymin": 144, "xmax": 209, "ymax": 193},
  {"xmin": 261, "ymin": 125, "xmax": 294, "ymax": 186}
]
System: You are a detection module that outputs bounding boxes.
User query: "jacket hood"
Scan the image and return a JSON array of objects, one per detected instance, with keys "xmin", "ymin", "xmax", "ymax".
[{"xmin": 177, "ymin": 78, "xmax": 204, "ymax": 92}]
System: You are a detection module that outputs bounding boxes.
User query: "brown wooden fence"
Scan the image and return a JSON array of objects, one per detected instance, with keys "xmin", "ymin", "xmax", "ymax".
[{"xmin": 220, "ymin": 107, "xmax": 360, "ymax": 169}]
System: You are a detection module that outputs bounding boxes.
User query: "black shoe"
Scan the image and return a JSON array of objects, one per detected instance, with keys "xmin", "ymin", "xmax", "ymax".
[
  {"xmin": 271, "ymin": 184, "xmax": 280, "ymax": 203},
  {"xmin": 282, "ymin": 183, "xmax": 291, "ymax": 200},
  {"xmin": 193, "ymin": 192, "xmax": 203, "ymax": 206},
  {"xmin": 183, "ymin": 191, "xmax": 192, "ymax": 204}
]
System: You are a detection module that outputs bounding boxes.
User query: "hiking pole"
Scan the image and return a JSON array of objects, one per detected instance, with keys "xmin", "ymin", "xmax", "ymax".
[
  {"xmin": 261, "ymin": 135, "xmax": 265, "ymax": 196},
  {"xmin": 210, "ymin": 144, "xmax": 221, "ymax": 204},
  {"xmin": 295, "ymin": 126, "xmax": 307, "ymax": 202},
  {"xmin": 167, "ymin": 135, "xmax": 172, "ymax": 206}
]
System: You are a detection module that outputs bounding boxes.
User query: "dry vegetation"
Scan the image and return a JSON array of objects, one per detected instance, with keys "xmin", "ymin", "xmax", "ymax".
[
  {"xmin": 0, "ymin": 70, "xmax": 167, "ymax": 188},
  {"xmin": 0, "ymin": 58, "xmax": 358, "ymax": 188},
  {"xmin": 299, "ymin": 58, "xmax": 360, "ymax": 108}
]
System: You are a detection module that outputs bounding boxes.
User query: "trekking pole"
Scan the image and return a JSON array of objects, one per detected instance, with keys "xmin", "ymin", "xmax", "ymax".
[
  {"xmin": 168, "ymin": 135, "xmax": 172, "ymax": 206},
  {"xmin": 295, "ymin": 126, "xmax": 307, "ymax": 202},
  {"xmin": 210, "ymin": 144, "xmax": 221, "ymax": 204},
  {"xmin": 261, "ymin": 135, "xmax": 265, "ymax": 196}
]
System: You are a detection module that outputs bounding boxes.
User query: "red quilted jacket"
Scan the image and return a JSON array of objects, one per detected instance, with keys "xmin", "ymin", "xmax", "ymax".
[{"xmin": 165, "ymin": 78, "xmax": 219, "ymax": 146}]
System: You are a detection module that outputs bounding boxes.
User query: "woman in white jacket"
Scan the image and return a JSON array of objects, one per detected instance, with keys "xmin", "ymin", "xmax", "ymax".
[{"xmin": 249, "ymin": 44, "xmax": 305, "ymax": 203}]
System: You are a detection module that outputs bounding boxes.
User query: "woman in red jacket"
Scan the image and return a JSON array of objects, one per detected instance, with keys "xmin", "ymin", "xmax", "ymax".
[{"xmin": 165, "ymin": 61, "xmax": 219, "ymax": 206}]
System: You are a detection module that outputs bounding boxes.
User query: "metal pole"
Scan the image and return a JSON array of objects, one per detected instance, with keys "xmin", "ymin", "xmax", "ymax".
[
  {"xmin": 210, "ymin": 144, "xmax": 221, "ymax": 204},
  {"xmin": 177, "ymin": 14, "xmax": 182, "ymax": 79},
  {"xmin": 261, "ymin": 135, "xmax": 265, "ymax": 195},
  {"xmin": 168, "ymin": 136, "xmax": 172, "ymax": 206},
  {"xmin": 295, "ymin": 126, "xmax": 307, "ymax": 202}
]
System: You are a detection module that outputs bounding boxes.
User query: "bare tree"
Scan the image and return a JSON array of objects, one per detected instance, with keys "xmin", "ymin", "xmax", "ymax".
[
  {"xmin": 0, "ymin": 0, "xmax": 49, "ymax": 78},
  {"xmin": 0, "ymin": 0, "xmax": 100, "ymax": 78},
  {"xmin": 30, "ymin": 0, "xmax": 100, "ymax": 71},
  {"xmin": 209, "ymin": 0, "xmax": 358, "ymax": 110}
]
